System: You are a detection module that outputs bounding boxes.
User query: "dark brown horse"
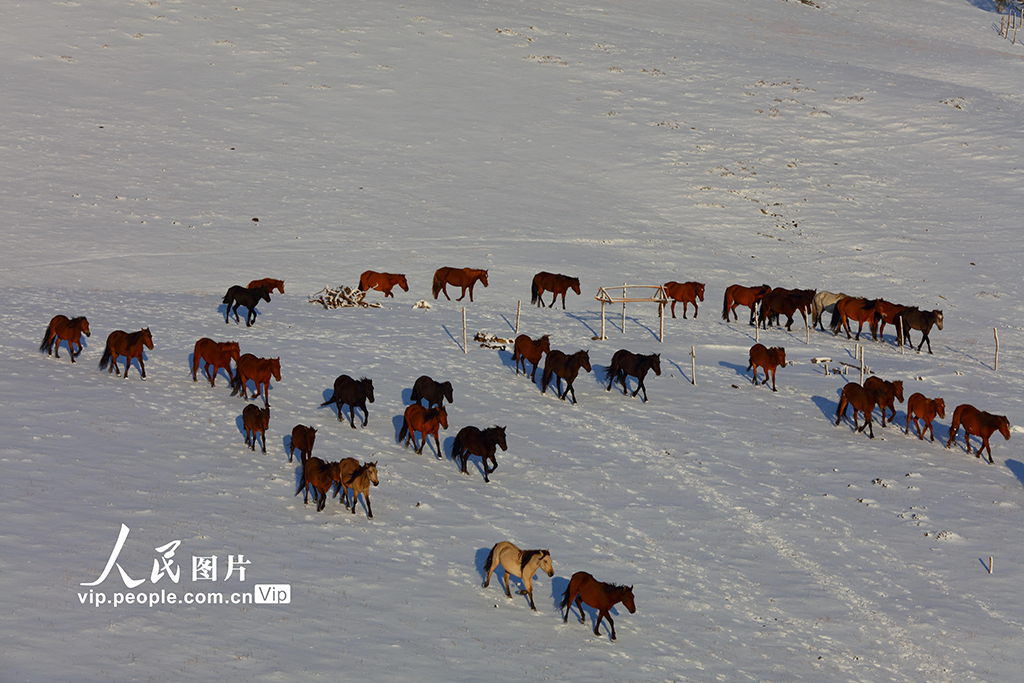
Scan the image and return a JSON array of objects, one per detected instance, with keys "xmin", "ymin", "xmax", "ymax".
[
  {"xmin": 320, "ymin": 375, "xmax": 374, "ymax": 428},
  {"xmin": 191, "ymin": 338, "xmax": 240, "ymax": 387},
  {"xmin": 560, "ymin": 571, "xmax": 636, "ymax": 642},
  {"xmin": 288, "ymin": 424, "xmax": 317, "ymax": 463},
  {"xmin": 747, "ymin": 344, "xmax": 786, "ymax": 392},
  {"xmin": 829, "ymin": 297, "xmax": 880, "ymax": 341},
  {"xmin": 296, "ymin": 456, "xmax": 342, "ymax": 511},
  {"xmin": 452, "ymin": 425, "xmax": 507, "ymax": 483},
  {"xmin": 540, "ymin": 349, "xmax": 592, "ymax": 404},
  {"xmin": 663, "ymin": 281, "xmax": 705, "ymax": 319},
  {"xmin": 722, "ymin": 284, "xmax": 771, "ymax": 325},
  {"xmin": 432, "ymin": 267, "xmax": 489, "ymax": 302},
  {"xmin": 512, "ymin": 334, "xmax": 550, "ymax": 382},
  {"xmin": 835, "ymin": 382, "xmax": 882, "ymax": 439},
  {"xmin": 358, "ymin": 270, "xmax": 409, "ymax": 298},
  {"xmin": 874, "ymin": 299, "xmax": 908, "ymax": 342},
  {"xmin": 40, "ymin": 315, "xmax": 91, "ymax": 363},
  {"xmin": 759, "ymin": 288, "xmax": 815, "ymax": 331},
  {"xmin": 338, "ymin": 458, "xmax": 379, "ymax": 519},
  {"xmin": 398, "ymin": 404, "xmax": 449, "ymax": 456},
  {"xmin": 863, "ymin": 376, "xmax": 904, "ymax": 427},
  {"xmin": 230, "ymin": 354, "xmax": 281, "ymax": 407},
  {"xmin": 98, "ymin": 328, "xmax": 154, "ymax": 379},
  {"xmin": 246, "ymin": 278, "xmax": 285, "ymax": 294},
  {"xmin": 242, "ymin": 404, "xmax": 270, "ymax": 453},
  {"xmin": 531, "ymin": 272, "xmax": 581, "ymax": 309},
  {"xmin": 895, "ymin": 308, "xmax": 943, "ymax": 354},
  {"xmin": 945, "ymin": 404, "xmax": 1010, "ymax": 464},
  {"xmin": 605, "ymin": 350, "xmax": 661, "ymax": 402},
  {"xmin": 409, "ymin": 375, "xmax": 454, "ymax": 408},
  {"xmin": 905, "ymin": 393, "xmax": 945, "ymax": 442},
  {"xmin": 223, "ymin": 284, "xmax": 271, "ymax": 326}
]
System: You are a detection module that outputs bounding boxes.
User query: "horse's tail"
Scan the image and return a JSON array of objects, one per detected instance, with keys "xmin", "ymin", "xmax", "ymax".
[
  {"xmin": 721, "ymin": 289, "xmax": 732, "ymax": 321},
  {"xmin": 39, "ymin": 325, "xmax": 54, "ymax": 353},
  {"xmin": 398, "ymin": 417, "xmax": 409, "ymax": 444},
  {"xmin": 98, "ymin": 344, "xmax": 112, "ymax": 371},
  {"xmin": 451, "ymin": 433, "xmax": 462, "ymax": 458},
  {"xmin": 221, "ymin": 290, "xmax": 233, "ymax": 305},
  {"xmin": 540, "ymin": 366, "xmax": 552, "ymax": 392},
  {"xmin": 431, "ymin": 270, "xmax": 444, "ymax": 299},
  {"xmin": 319, "ymin": 390, "xmax": 337, "ymax": 407},
  {"xmin": 357, "ymin": 272, "xmax": 369, "ymax": 292},
  {"xmin": 483, "ymin": 545, "xmax": 496, "ymax": 578},
  {"xmin": 836, "ymin": 389, "xmax": 848, "ymax": 422},
  {"xmin": 559, "ymin": 583, "xmax": 573, "ymax": 612},
  {"xmin": 230, "ymin": 372, "xmax": 244, "ymax": 397},
  {"xmin": 603, "ymin": 360, "xmax": 618, "ymax": 383},
  {"xmin": 828, "ymin": 303, "xmax": 844, "ymax": 334},
  {"xmin": 531, "ymin": 276, "xmax": 541, "ymax": 306}
]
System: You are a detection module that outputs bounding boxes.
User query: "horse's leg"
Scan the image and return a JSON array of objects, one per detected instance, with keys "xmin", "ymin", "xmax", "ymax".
[
  {"xmin": 456, "ymin": 285, "xmax": 467, "ymax": 302},
  {"xmin": 433, "ymin": 431, "xmax": 442, "ymax": 459},
  {"xmin": 520, "ymin": 575, "xmax": 537, "ymax": 610},
  {"xmin": 983, "ymin": 436, "xmax": 994, "ymax": 464},
  {"xmin": 926, "ymin": 419, "xmax": 936, "ymax": 442},
  {"xmin": 575, "ymin": 595, "xmax": 585, "ymax": 624},
  {"xmin": 440, "ymin": 283, "xmax": 451, "ymax": 300},
  {"xmin": 348, "ymin": 405, "xmax": 357, "ymax": 429},
  {"xmin": 365, "ymin": 490, "xmax": 373, "ymax": 519},
  {"xmin": 770, "ymin": 368, "xmax": 777, "ymax": 392},
  {"xmin": 605, "ymin": 611, "xmax": 617, "ymax": 641},
  {"xmin": 567, "ymin": 382, "xmax": 577, "ymax": 405}
]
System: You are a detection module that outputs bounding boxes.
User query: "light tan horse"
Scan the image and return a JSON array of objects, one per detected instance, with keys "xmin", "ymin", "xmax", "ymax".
[
  {"xmin": 338, "ymin": 458, "xmax": 379, "ymax": 519},
  {"xmin": 482, "ymin": 542, "xmax": 554, "ymax": 611}
]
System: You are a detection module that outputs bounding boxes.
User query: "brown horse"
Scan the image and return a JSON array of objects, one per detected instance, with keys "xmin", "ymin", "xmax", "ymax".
[
  {"xmin": 432, "ymin": 267, "xmax": 489, "ymax": 302},
  {"xmin": 905, "ymin": 393, "xmax": 945, "ymax": 442},
  {"xmin": 320, "ymin": 375, "xmax": 374, "ymax": 428},
  {"xmin": 531, "ymin": 272, "xmax": 581, "ymax": 309},
  {"xmin": 40, "ymin": 315, "xmax": 91, "ymax": 363},
  {"xmin": 722, "ymin": 284, "xmax": 771, "ymax": 325},
  {"xmin": 874, "ymin": 299, "xmax": 908, "ymax": 342},
  {"xmin": 398, "ymin": 404, "xmax": 449, "ymax": 457},
  {"xmin": 288, "ymin": 425, "xmax": 317, "ymax": 463},
  {"xmin": 191, "ymin": 338, "xmax": 240, "ymax": 387},
  {"xmin": 409, "ymin": 375, "xmax": 454, "ymax": 408},
  {"xmin": 835, "ymin": 382, "xmax": 882, "ymax": 439},
  {"xmin": 663, "ymin": 281, "xmax": 705, "ymax": 319},
  {"xmin": 945, "ymin": 404, "xmax": 1010, "ymax": 464},
  {"xmin": 759, "ymin": 288, "xmax": 815, "ymax": 331},
  {"xmin": 483, "ymin": 542, "xmax": 554, "ymax": 611},
  {"xmin": 98, "ymin": 328, "xmax": 154, "ymax": 379},
  {"xmin": 338, "ymin": 458, "xmax": 379, "ymax": 519},
  {"xmin": 605, "ymin": 350, "xmax": 661, "ymax": 402},
  {"xmin": 829, "ymin": 297, "xmax": 880, "ymax": 341},
  {"xmin": 560, "ymin": 571, "xmax": 637, "ymax": 642},
  {"xmin": 512, "ymin": 334, "xmax": 550, "ymax": 382},
  {"xmin": 747, "ymin": 344, "xmax": 786, "ymax": 392},
  {"xmin": 230, "ymin": 354, "xmax": 281, "ymax": 407},
  {"xmin": 863, "ymin": 376, "xmax": 904, "ymax": 427},
  {"xmin": 452, "ymin": 426, "xmax": 507, "ymax": 483},
  {"xmin": 358, "ymin": 270, "xmax": 409, "ymax": 298},
  {"xmin": 540, "ymin": 349, "xmax": 592, "ymax": 404},
  {"xmin": 296, "ymin": 456, "xmax": 343, "ymax": 511},
  {"xmin": 242, "ymin": 404, "xmax": 270, "ymax": 453},
  {"xmin": 246, "ymin": 278, "xmax": 285, "ymax": 294},
  {"xmin": 895, "ymin": 308, "xmax": 943, "ymax": 354}
]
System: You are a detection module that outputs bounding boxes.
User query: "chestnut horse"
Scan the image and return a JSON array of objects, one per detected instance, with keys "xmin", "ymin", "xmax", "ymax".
[
  {"xmin": 98, "ymin": 328, "xmax": 154, "ymax": 379},
  {"xmin": 874, "ymin": 299, "xmax": 908, "ymax": 343},
  {"xmin": 905, "ymin": 393, "xmax": 945, "ymax": 442},
  {"xmin": 320, "ymin": 375, "xmax": 374, "ymax": 428},
  {"xmin": 40, "ymin": 315, "xmax": 91, "ymax": 363},
  {"xmin": 863, "ymin": 376, "xmax": 904, "ymax": 427},
  {"xmin": 358, "ymin": 270, "xmax": 409, "ymax": 298},
  {"xmin": 829, "ymin": 297, "xmax": 880, "ymax": 341},
  {"xmin": 223, "ymin": 284, "xmax": 271, "ymax": 327},
  {"xmin": 605, "ymin": 350, "xmax": 661, "ymax": 402},
  {"xmin": 747, "ymin": 344, "xmax": 786, "ymax": 392},
  {"xmin": 560, "ymin": 571, "xmax": 637, "ymax": 642},
  {"xmin": 895, "ymin": 308, "xmax": 943, "ymax": 354},
  {"xmin": 531, "ymin": 272, "xmax": 581, "ymax": 309},
  {"xmin": 722, "ymin": 284, "xmax": 771, "ymax": 325},
  {"xmin": 835, "ymin": 382, "xmax": 882, "ymax": 439},
  {"xmin": 398, "ymin": 404, "xmax": 449, "ymax": 457},
  {"xmin": 338, "ymin": 458, "xmax": 379, "ymax": 519},
  {"xmin": 945, "ymin": 404, "xmax": 1010, "ymax": 464},
  {"xmin": 191, "ymin": 338, "xmax": 240, "ymax": 387},
  {"xmin": 409, "ymin": 375, "xmax": 454, "ymax": 408},
  {"xmin": 811, "ymin": 291, "xmax": 848, "ymax": 331},
  {"xmin": 759, "ymin": 288, "xmax": 815, "ymax": 331},
  {"xmin": 540, "ymin": 349, "xmax": 592, "ymax": 404},
  {"xmin": 663, "ymin": 281, "xmax": 705, "ymax": 319},
  {"xmin": 288, "ymin": 424, "xmax": 317, "ymax": 463},
  {"xmin": 512, "ymin": 334, "xmax": 550, "ymax": 382},
  {"xmin": 230, "ymin": 354, "xmax": 281, "ymax": 407},
  {"xmin": 432, "ymin": 267, "xmax": 488, "ymax": 302},
  {"xmin": 242, "ymin": 404, "xmax": 270, "ymax": 453},
  {"xmin": 452, "ymin": 425, "xmax": 507, "ymax": 483},
  {"xmin": 482, "ymin": 542, "xmax": 554, "ymax": 611},
  {"xmin": 246, "ymin": 278, "xmax": 285, "ymax": 294},
  {"xmin": 296, "ymin": 456, "xmax": 343, "ymax": 511}
]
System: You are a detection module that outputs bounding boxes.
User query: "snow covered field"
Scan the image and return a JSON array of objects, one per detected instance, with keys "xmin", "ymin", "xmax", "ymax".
[{"xmin": 4, "ymin": 0, "xmax": 1024, "ymax": 680}]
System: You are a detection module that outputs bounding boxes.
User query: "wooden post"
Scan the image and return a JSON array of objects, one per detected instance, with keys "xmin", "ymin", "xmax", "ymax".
[
  {"xmin": 600, "ymin": 299, "xmax": 606, "ymax": 340},
  {"xmin": 659, "ymin": 302, "xmax": 665, "ymax": 342},
  {"xmin": 859, "ymin": 347, "xmax": 865, "ymax": 385},
  {"xmin": 690, "ymin": 346, "xmax": 696, "ymax": 386},
  {"xmin": 994, "ymin": 327, "xmax": 999, "ymax": 372},
  {"xmin": 897, "ymin": 316, "xmax": 904, "ymax": 355},
  {"xmin": 515, "ymin": 300, "xmax": 521, "ymax": 334},
  {"xmin": 1002, "ymin": 14, "xmax": 1006, "ymax": 38},
  {"xmin": 805, "ymin": 314, "xmax": 809, "ymax": 345},
  {"xmin": 755, "ymin": 302, "xmax": 760, "ymax": 342},
  {"xmin": 989, "ymin": 556, "xmax": 994, "ymax": 574},
  {"xmin": 621, "ymin": 283, "xmax": 627, "ymax": 333},
  {"xmin": 462, "ymin": 307, "xmax": 467, "ymax": 354}
]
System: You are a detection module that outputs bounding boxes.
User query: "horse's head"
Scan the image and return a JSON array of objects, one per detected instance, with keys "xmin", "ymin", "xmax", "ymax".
[
  {"xmin": 441, "ymin": 381, "xmax": 454, "ymax": 405},
  {"xmin": 367, "ymin": 462, "xmax": 380, "ymax": 486},
  {"xmin": 275, "ymin": 280, "xmax": 285, "ymax": 294},
  {"xmin": 228, "ymin": 341, "xmax": 241, "ymax": 361},
  {"xmin": 892, "ymin": 380, "xmax": 905, "ymax": 403},
  {"xmin": 934, "ymin": 398, "xmax": 946, "ymax": 419},
  {"xmin": 362, "ymin": 377, "xmax": 375, "ymax": 403},
  {"xmin": 621, "ymin": 586, "xmax": 637, "ymax": 614},
  {"xmin": 538, "ymin": 335, "xmax": 551, "ymax": 353},
  {"xmin": 494, "ymin": 426, "xmax": 508, "ymax": 451},
  {"xmin": 437, "ymin": 406, "xmax": 449, "ymax": 429},
  {"xmin": 999, "ymin": 416, "xmax": 1012, "ymax": 441},
  {"xmin": 270, "ymin": 358, "xmax": 282, "ymax": 381},
  {"xmin": 141, "ymin": 328, "xmax": 154, "ymax": 349},
  {"xmin": 480, "ymin": 270, "xmax": 489, "ymax": 287},
  {"xmin": 398, "ymin": 275, "xmax": 409, "ymax": 292},
  {"xmin": 579, "ymin": 350, "xmax": 592, "ymax": 373},
  {"xmin": 540, "ymin": 550, "xmax": 554, "ymax": 577},
  {"xmin": 651, "ymin": 354, "xmax": 662, "ymax": 375},
  {"xmin": 570, "ymin": 278, "xmax": 581, "ymax": 296},
  {"xmin": 934, "ymin": 310, "xmax": 944, "ymax": 330},
  {"xmin": 79, "ymin": 318, "xmax": 92, "ymax": 337},
  {"xmin": 773, "ymin": 348, "xmax": 786, "ymax": 368},
  {"xmin": 696, "ymin": 283, "xmax": 706, "ymax": 301},
  {"xmin": 258, "ymin": 286, "xmax": 272, "ymax": 303}
]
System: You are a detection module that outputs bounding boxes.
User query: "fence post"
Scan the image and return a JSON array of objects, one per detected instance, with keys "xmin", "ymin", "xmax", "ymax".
[
  {"xmin": 994, "ymin": 327, "xmax": 999, "ymax": 372},
  {"xmin": 515, "ymin": 300, "xmax": 521, "ymax": 334},
  {"xmin": 462, "ymin": 307, "xmax": 467, "ymax": 354},
  {"xmin": 622, "ymin": 283, "xmax": 627, "ymax": 333},
  {"xmin": 691, "ymin": 346, "xmax": 696, "ymax": 386}
]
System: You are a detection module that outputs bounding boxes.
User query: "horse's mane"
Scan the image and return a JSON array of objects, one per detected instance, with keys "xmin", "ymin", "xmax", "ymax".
[{"xmin": 519, "ymin": 549, "xmax": 547, "ymax": 572}]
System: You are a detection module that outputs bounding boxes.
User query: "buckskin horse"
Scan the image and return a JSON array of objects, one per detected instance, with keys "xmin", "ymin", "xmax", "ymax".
[
  {"xmin": 540, "ymin": 349, "xmax": 592, "ymax": 404},
  {"xmin": 98, "ymin": 328, "xmax": 154, "ymax": 379},
  {"xmin": 560, "ymin": 571, "xmax": 637, "ymax": 642},
  {"xmin": 605, "ymin": 350, "xmax": 661, "ymax": 402},
  {"xmin": 431, "ymin": 267, "xmax": 489, "ymax": 302},
  {"xmin": 663, "ymin": 281, "xmax": 705, "ymax": 319},
  {"xmin": 482, "ymin": 542, "xmax": 554, "ymax": 611},
  {"xmin": 512, "ymin": 334, "xmax": 550, "ymax": 382},
  {"xmin": 945, "ymin": 404, "xmax": 1010, "ymax": 464},
  {"xmin": 338, "ymin": 458, "xmax": 379, "ymax": 519},
  {"xmin": 191, "ymin": 338, "xmax": 240, "ymax": 387},
  {"xmin": 452, "ymin": 425, "xmax": 507, "ymax": 483},
  {"xmin": 358, "ymin": 270, "xmax": 409, "ymax": 298},
  {"xmin": 722, "ymin": 284, "xmax": 771, "ymax": 325},
  {"xmin": 40, "ymin": 315, "xmax": 90, "ymax": 363},
  {"xmin": 531, "ymin": 272, "xmax": 581, "ymax": 309}
]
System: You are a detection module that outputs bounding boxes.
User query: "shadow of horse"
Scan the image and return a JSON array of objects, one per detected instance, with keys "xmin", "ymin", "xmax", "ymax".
[
  {"xmin": 810, "ymin": 395, "xmax": 838, "ymax": 422},
  {"xmin": 717, "ymin": 360, "xmax": 749, "ymax": 381},
  {"xmin": 475, "ymin": 547, "xmax": 493, "ymax": 584},
  {"xmin": 320, "ymin": 388, "xmax": 338, "ymax": 419},
  {"xmin": 391, "ymin": 413, "xmax": 405, "ymax": 443},
  {"xmin": 550, "ymin": 575, "xmax": 570, "ymax": 611},
  {"xmin": 400, "ymin": 387, "xmax": 413, "ymax": 404},
  {"xmin": 1006, "ymin": 460, "xmax": 1024, "ymax": 489},
  {"xmin": 442, "ymin": 435, "xmax": 456, "ymax": 461},
  {"xmin": 496, "ymin": 349, "xmax": 517, "ymax": 373},
  {"xmin": 234, "ymin": 413, "xmax": 246, "ymax": 437}
]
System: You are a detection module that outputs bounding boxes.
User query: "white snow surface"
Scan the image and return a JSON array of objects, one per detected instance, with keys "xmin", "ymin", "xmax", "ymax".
[{"xmin": 4, "ymin": 0, "xmax": 1024, "ymax": 680}]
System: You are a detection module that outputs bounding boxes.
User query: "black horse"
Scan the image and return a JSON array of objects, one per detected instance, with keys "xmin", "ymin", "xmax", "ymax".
[
  {"xmin": 895, "ymin": 308, "xmax": 943, "ymax": 354},
  {"xmin": 409, "ymin": 375, "xmax": 454, "ymax": 409},
  {"xmin": 540, "ymin": 350, "xmax": 592, "ymax": 405},
  {"xmin": 223, "ymin": 285, "xmax": 271, "ymax": 327},
  {"xmin": 605, "ymin": 350, "xmax": 661, "ymax": 402},
  {"xmin": 451, "ymin": 425, "xmax": 507, "ymax": 483},
  {"xmin": 320, "ymin": 375, "xmax": 375, "ymax": 428}
]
